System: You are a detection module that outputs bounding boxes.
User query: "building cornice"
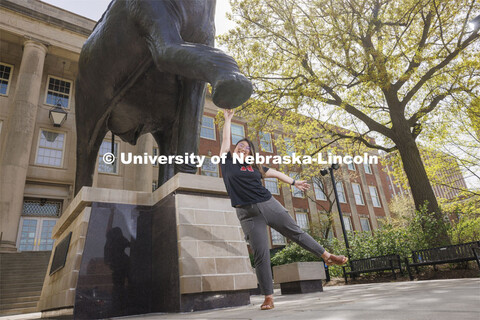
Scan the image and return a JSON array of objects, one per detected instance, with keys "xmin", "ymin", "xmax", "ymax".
[{"xmin": 0, "ymin": 0, "xmax": 93, "ymax": 36}]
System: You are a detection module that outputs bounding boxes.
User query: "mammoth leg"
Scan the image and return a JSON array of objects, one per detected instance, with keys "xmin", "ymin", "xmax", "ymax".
[
  {"xmin": 175, "ymin": 79, "xmax": 206, "ymax": 174},
  {"xmin": 74, "ymin": 90, "xmax": 109, "ymax": 195},
  {"xmin": 131, "ymin": 2, "xmax": 253, "ymax": 108},
  {"xmin": 152, "ymin": 130, "xmax": 175, "ymax": 186},
  {"xmin": 74, "ymin": 119, "xmax": 108, "ymax": 196}
]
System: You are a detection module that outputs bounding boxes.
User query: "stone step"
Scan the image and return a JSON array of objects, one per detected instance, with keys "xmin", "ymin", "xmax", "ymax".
[
  {"xmin": 1, "ymin": 294, "xmax": 40, "ymax": 305},
  {"xmin": 0, "ymin": 275, "xmax": 46, "ymax": 282},
  {"xmin": 0, "ymin": 305, "xmax": 38, "ymax": 316},
  {"xmin": 1, "ymin": 264, "xmax": 49, "ymax": 268},
  {"xmin": 0, "ymin": 284, "xmax": 44, "ymax": 294},
  {"xmin": 0, "ymin": 300, "xmax": 38, "ymax": 311},
  {"xmin": 1, "ymin": 275, "xmax": 45, "ymax": 282},
  {"xmin": 0, "ymin": 267, "xmax": 47, "ymax": 278},
  {"xmin": 0, "ymin": 257, "xmax": 50, "ymax": 262},
  {"xmin": 0, "ymin": 290, "xmax": 43, "ymax": 300},
  {"xmin": 0, "ymin": 252, "xmax": 50, "ymax": 317},
  {"xmin": 0, "ymin": 253, "xmax": 51, "ymax": 261},
  {"xmin": 1, "ymin": 276, "xmax": 45, "ymax": 283},
  {"xmin": 0, "ymin": 269, "xmax": 47, "ymax": 275}
]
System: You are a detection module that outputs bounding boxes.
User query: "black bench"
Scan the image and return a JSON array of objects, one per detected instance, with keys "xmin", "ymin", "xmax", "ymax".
[
  {"xmin": 405, "ymin": 241, "xmax": 480, "ymax": 280},
  {"xmin": 473, "ymin": 247, "xmax": 480, "ymax": 270},
  {"xmin": 342, "ymin": 254, "xmax": 402, "ymax": 283}
]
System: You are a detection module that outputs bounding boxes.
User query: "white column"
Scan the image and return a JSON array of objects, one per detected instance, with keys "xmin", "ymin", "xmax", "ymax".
[{"xmin": 0, "ymin": 40, "xmax": 48, "ymax": 252}]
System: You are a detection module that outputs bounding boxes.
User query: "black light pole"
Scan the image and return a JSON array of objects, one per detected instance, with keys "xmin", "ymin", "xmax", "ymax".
[{"xmin": 321, "ymin": 164, "xmax": 350, "ymax": 256}]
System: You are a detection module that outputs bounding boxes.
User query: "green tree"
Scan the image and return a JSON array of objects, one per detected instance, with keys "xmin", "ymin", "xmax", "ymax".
[{"xmin": 219, "ymin": 0, "xmax": 480, "ymax": 244}]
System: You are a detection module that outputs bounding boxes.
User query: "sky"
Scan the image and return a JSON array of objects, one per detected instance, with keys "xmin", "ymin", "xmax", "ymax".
[{"xmin": 41, "ymin": 0, "xmax": 235, "ymax": 36}]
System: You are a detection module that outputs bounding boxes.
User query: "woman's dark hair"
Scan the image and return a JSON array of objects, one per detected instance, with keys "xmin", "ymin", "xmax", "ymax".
[{"xmin": 235, "ymin": 138, "xmax": 266, "ymax": 177}]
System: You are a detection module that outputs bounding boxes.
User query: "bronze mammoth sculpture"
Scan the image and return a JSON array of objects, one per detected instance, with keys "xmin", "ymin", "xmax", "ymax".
[{"xmin": 75, "ymin": 0, "xmax": 252, "ymax": 194}]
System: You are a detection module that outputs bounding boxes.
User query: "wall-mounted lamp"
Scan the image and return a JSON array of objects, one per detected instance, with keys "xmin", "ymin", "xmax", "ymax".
[{"xmin": 49, "ymin": 103, "xmax": 67, "ymax": 127}]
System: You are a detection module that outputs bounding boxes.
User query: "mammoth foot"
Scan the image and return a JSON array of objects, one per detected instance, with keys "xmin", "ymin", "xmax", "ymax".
[
  {"xmin": 212, "ymin": 73, "xmax": 253, "ymax": 109},
  {"xmin": 175, "ymin": 163, "xmax": 198, "ymax": 174}
]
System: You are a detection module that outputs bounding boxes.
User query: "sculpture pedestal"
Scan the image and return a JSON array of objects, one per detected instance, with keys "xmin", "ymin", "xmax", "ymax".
[
  {"xmin": 38, "ymin": 174, "xmax": 257, "ymax": 319},
  {"xmin": 273, "ymin": 262, "xmax": 326, "ymax": 295}
]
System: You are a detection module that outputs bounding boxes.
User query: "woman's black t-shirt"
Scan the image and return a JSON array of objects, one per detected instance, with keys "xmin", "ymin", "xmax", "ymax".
[{"xmin": 221, "ymin": 152, "xmax": 272, "ymax": 207}]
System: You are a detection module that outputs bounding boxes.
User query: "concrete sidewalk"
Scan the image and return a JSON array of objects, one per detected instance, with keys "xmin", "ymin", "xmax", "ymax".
[
  {"xmin": 1, "ymin": 278, "xmax": 479, "ymax": 320},
  {"xmin": 118, "ymin": 278, "xmax": 480, "ymax": 320}
]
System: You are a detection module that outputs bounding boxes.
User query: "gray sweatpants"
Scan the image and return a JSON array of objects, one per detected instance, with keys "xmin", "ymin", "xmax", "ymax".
[{"xmin": 235, "ymin": 197, "xmax": 326, "ymax": 295}]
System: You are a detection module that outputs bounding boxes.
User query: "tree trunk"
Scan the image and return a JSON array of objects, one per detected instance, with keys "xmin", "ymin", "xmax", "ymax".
[{"xmin": 395, "ymin": 134, "xmax": 450, "ymax": 245}]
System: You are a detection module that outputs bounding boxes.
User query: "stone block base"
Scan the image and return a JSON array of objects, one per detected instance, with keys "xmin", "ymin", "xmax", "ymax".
[
  {"xmin": 280, "ymin": 280, "xmax": 323, "ymax": 294},
  {"xmin": 273, "ymin": 262, "xmax": 326, "ymax": 296},
  {"xmin": 38, "ymin": 174, "xmax": 256, "ymax": 319}
]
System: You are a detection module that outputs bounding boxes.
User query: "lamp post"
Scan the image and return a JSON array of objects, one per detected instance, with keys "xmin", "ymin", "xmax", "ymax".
[{"xmin": 321, "ymin": 163, "xmax": 350, "ymax": 255}]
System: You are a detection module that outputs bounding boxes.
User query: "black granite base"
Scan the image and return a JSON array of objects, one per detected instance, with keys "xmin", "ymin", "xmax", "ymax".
[
  {"xmin": 280, "ymin": 280, "xmax": 323, "ymax": 295},
  {"xmin": 180, "ymin": 290, "xmax": 251, "ymax": 312},
  {"xmin": 71, "ymin": 194, "xmax": 252, "ymax": 319}
]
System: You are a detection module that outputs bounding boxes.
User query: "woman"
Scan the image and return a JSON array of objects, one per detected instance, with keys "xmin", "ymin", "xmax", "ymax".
[{"xmin": 220, "ymin": 109, "xmax": 348, "ymax": 310}]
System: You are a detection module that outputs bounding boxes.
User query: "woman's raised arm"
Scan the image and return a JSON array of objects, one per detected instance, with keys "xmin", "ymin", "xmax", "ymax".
[{"xmin": 220, "ymin": 109, "xmax": 234, "ymax": 155}]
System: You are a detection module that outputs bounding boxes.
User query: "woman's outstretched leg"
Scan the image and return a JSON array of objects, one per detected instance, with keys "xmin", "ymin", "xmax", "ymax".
[{"xmin": 257, "ymin": 197, "xmax": 348, "ymax": 265}]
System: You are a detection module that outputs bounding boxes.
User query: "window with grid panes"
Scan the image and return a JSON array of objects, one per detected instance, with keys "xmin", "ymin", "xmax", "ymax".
[
  {"xmin": 336, "ymin": 181, "xmax": 347, "ymax": 203},
  {"xmin": 352, "ymin": 183, "xmax": 365, "ymax": 205},
  {"xmin": 23, "ymin": 199, "xmax": 62, "ymax": 217},
  {"xmin": 18, "ymin": 219, "xmax": 37, "ymax": 251},
  {"xmin": 201, "ymin": 156, "xmax": 218, "ymax": 177},
  {"xmin": 264, "ymin": 178, "xmax": 279, "ymax": 195},
  {"xmin": 231, "ymin": 123, "xmax": 245, "ymax": 145},
  {"xmin": 259, "ymin": 132, "xmax": 273, "ymax": 152},
  {"xmin": 360, "ymin": 218, "xmax": 371, "ymax": 232},
  {"xmin": 46, "ymin": 76, "xmax": 72, "ymax": 108},
  {"xmin": 296, "ymin": 212, "xmax": 309, "ymax": 230},
  {"xmin": 270, "ymin": 228, "xmax": 286, "ymax": 245},
  {"xmin": 313, "ymin": 179, "xmax": 327, "ymax": 200},
  {"xmin": 290, "ymin": 173, "xmax": 303, "ymax": 198},
  {"xmin": 369, "ymin": 186, "xmax": 382, "ymax": 207},
  {"xmin": 38, "ymin": 220, "xmax": 56, "ymax": 251},
  {"xmin": 152, "ymin": 147, "xmax": 159, "ymax": 167},
  {"xmin": 364, "ymin": 163, "xmax": 372, "ymax": 174},
  {"xmin": 343, "ymin": 216, "xmax": 353, "ymax": 231},
  {"xmin": 35, "ymin": 130, "xmax": 65, "ymax": 167},
  {"xmin": 0, "ymin": 63, "xmax": 13, "ymax": 95},
  {"xmin": 200, "ymin": 116, "xmax": 216, "ymax": 140},
  {"xmin": 285, "ymin": 137, "xmax": 295, "ymax": 157},
  {"xmin": 347, "ymin": 162, "xmax": 356, "ymax": 171},
  {"xmin": 98, "ymin": 140, "xmax": 118, "ymax": 173}
]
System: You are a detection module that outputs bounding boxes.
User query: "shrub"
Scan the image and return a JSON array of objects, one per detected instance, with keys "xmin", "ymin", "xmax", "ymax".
[
  {"xmin": 269, "ymin": 201, "xmax": 477, "ymax": 279},
  {"xmin": 449, "ymin": 214, "xmax": 480, "ymax": 244}
]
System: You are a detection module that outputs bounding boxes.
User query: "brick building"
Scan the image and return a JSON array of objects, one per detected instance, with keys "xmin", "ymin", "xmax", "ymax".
[{"xmin": 384, "ymin": 151, "xmax": 468, "ymax": 202}]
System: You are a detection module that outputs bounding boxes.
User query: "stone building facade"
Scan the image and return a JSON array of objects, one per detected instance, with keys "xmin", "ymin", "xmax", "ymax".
[{"xmin": 0, "ymin": 0, "xmax": 392, "ymax": 253}]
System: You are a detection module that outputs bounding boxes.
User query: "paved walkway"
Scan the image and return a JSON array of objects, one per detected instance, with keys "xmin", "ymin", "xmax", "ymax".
[
  {"xmin": 119, "ymin": 278, "xmax": 480, "ymax": 320},
  {"xmin": 2, "ymin": 278, "xmax": 479, "ymax": 320}
]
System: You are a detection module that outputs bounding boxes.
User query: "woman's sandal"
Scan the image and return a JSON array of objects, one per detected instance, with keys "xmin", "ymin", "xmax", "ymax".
[
  {"xmin": 325, "ymin": 254, "xmax": 349, "ymax": 266},
  {"xmin": 260, "ymin": 296, "xmax": 274, "ymax": 310}
]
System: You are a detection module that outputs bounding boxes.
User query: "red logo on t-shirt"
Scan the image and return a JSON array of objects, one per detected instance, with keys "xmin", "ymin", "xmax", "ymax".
[{"xmin": 240, "ymin": 165, "xmax": 254, "ymax": 172}]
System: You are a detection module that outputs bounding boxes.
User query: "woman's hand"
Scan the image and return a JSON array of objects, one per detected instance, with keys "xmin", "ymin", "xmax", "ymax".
[
  {"xmin": 224, "ymin": 109, "xmax": 234, "ymax": 121},
  {"xmin": 294, "ymin": 180, "xmax": 310, "ymax": 191}
]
